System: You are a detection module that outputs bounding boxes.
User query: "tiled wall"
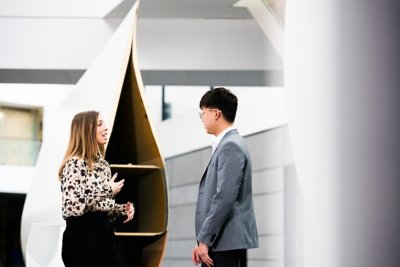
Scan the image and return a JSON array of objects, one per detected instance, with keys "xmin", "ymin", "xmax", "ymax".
[{"xmin": 162, "ymin": 125, "xmax": 300, "ymax": 267}]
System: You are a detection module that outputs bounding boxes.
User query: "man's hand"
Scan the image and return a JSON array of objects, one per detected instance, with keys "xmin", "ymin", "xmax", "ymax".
[
  {"xmin": 193, "ymin": 242, "xmax": 213, "ymax": 267},
  {"xmin": 192, "ymin": 246, "xmax": 201, "ymax": 265},
  {"xmin": 108, "ymin": 172, "xmax": 124, "ymax": 195}
]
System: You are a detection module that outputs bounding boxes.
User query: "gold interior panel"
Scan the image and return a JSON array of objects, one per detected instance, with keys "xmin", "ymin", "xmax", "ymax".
[
  {"xmin": 111, "ymin": 165, "xmax": 167, "ymax": 233},
  {"xmin": 117, "ymin": 233, "xmax": 167, "ymax": 266},
  {"xmin": 105, "ymin": 53, "xmax": 167, "ymax": 266},
  {"xmin": 106, "ymin": 56, "xmax": 163, "ymax": 168}
]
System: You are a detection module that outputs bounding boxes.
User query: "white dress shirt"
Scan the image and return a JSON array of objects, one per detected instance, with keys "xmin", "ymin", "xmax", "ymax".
[{"xmin": 211, "ymin": 125, "xmax": 236, "ymax": 154}]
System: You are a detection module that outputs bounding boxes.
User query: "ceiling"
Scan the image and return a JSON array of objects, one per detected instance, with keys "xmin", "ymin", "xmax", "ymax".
[
  {"xmin": 0, "ymin": 0, "xmax": 251, "ymax": 19},
  {"xmin": 137, "ymin": 0, "xmax": 252, "ymax": 19},
  {"xmin": 0, "ymin": 0, "xmax": 282, "ymax": 86}
]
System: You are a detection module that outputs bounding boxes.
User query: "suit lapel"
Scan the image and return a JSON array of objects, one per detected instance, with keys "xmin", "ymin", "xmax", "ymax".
[{"xmin": 200, "ymin": 148, "xmax": 216, "ymax": 184}]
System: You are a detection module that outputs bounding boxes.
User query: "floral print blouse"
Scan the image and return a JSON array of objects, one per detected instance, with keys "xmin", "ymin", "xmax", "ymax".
[{"xmin": 60, "ymin": 155, "xmax": 126, "ymax": 220}]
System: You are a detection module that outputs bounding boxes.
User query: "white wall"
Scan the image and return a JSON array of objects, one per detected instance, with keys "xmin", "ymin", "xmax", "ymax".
[
  {"xmin": 0, "ymin": 18, "xmax": 121, "ymax": 69},
  {"xmin": 154, "ymin": 86, "xmax": 287, "ymax": 158},
  {"xmin": 0, "ymin": 84, "xmax": 73, "ymax": 139},
  {"xmin": 0, "ymin": 0, "xmax": 123, "ymax": 17},
  {"xmin": 0, "ymin": 17, "xmax": 282, "ymax": 71},
  {"xmin": 136, "ymin": 18, "xmax": 282, "ymax": 70},
  {"xmin": 0, "ymin": 84, "xmax": 73, "ymax": 193}
]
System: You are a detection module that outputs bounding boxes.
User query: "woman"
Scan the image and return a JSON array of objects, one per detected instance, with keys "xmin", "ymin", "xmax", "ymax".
[{"xmin": 59, "ymin": 110, "xmax": 134, "ymax": 267}]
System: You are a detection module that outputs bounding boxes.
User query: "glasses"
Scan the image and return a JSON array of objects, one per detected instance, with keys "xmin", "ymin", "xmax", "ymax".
[{"xmin": 199, "ymin": 109, "xmax": 220, "ymax": 119}]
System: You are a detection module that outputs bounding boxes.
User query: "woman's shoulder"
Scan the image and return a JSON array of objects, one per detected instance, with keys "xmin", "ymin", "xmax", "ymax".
[
  {"xmin": 64, "ymin": 156, "xmax": 86, "ymax": 168},
  {"xmin": 60, "ymin": 156, "xmax": 85, "ymax": 180}
]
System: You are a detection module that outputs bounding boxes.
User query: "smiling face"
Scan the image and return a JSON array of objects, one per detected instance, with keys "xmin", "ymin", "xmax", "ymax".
[{"xmin": 96, "ymin": 115, "xmax": 108, "ymax": 145}]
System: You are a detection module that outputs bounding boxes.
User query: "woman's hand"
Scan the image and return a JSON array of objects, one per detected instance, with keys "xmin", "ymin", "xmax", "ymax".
[
  {"xmin": 123, "ymin": 201, "xmax": 135, "ymax": 223},
  {"xmin": 108, "ymin": 173, "xmax": 124, "ymax": 195}
]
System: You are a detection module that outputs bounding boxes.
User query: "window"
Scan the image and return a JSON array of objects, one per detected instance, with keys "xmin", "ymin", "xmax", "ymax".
[
  {"xmin": 0, "ymin": 106, "xmax": 42, "ymax": 166},
  {"xmin": 145, "ymin": 86, "xmax": 210, "ymax": 122}
]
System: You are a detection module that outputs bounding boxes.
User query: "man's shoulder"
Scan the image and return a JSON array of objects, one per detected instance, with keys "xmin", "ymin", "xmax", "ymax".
[
  {"xmin": 218, "ymin": 133, "xmax": 246, "ymax": 154},
  {"xmin": 221, "ymin": 129, "xmax": 242, "ymax": 143}
]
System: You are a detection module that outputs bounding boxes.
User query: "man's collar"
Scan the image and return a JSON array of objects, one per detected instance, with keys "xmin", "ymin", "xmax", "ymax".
[{"xmin": 212, "ymin": 125, "xmax": 236, "ymax": 153}]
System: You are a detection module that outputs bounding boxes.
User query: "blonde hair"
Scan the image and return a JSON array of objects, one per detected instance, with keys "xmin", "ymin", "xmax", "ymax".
[{"xmin": 58, "ymin": 111, "xmax": 105, "ymax": 178}]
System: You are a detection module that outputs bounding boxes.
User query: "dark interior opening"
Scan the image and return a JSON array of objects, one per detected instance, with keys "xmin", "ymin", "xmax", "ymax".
[{"xmin": 0, "ymin": 193, "xmax": 26, "ymax": 267}]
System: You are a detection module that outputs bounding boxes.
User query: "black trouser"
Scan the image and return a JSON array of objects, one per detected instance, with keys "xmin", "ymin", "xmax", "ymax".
[
  {"xmin": 202, "ymin": 249, "xmax": 247, "ymax": 267},
  {"xmin": 62, "ymin": 212, "xmax": 122, "ymax": 267}
]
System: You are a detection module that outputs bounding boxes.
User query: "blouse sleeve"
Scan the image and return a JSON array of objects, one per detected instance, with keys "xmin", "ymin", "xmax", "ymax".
[
  {"xmin": 61, "ymin": 157, "xmax": 113, "ymax": 218},
  {"xmin": 92, "ymin": 198, "xmax": 127, "ymax": 220}
]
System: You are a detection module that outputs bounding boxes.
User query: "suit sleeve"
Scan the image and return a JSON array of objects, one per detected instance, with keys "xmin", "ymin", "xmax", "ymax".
[{"xmin": 197, "ymin": 141, "xmax": 246, "ymax": 247}]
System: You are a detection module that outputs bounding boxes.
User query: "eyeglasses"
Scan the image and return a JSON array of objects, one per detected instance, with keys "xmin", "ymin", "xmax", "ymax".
[{"xmin": 199, "ymin": 109, "xmax": 220, "ymax": 119}]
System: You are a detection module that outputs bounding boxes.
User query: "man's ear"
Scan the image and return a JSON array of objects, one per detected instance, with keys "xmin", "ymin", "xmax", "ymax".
[{"xmin": 215, "ymin": 110, "xmax": 222, "ymax": 120}]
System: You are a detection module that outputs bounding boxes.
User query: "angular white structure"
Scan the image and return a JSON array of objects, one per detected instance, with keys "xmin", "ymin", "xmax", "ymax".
[{"xmin": 21, "ymin": 2, "xmax": 168, "ymax": 266}]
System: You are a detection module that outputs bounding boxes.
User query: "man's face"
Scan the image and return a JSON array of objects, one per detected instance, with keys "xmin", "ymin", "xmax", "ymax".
[{"xmin": 199, "ymin": 108, "xmax": 220, "ymax": 135}]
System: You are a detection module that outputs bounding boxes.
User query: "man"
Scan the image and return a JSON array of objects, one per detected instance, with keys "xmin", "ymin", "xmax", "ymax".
[{"xmin": 192, "ymin": 87, "xmax": 258, "ymax": 267}]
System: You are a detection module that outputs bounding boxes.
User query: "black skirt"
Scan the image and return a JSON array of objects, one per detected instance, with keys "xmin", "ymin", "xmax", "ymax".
[{"xmin": 62, "ymin": 212, "xmax": 122, "ymax": 267}]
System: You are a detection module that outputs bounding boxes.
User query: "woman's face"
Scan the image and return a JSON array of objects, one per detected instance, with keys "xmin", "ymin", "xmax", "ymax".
[{"xmin": 96, "ymin": 115, "xmax": 108, "ymax": 145}]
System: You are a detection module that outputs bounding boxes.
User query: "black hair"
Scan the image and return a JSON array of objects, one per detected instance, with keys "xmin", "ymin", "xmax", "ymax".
[{"xmin": 199, "ymin": 87, "xmax": 238, "ymax": 123}]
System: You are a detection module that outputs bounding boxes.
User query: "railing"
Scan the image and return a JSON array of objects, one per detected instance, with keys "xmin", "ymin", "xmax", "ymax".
[{"xmin": 0, "ymin": 137, "xmax": 41, "ymax": 166}]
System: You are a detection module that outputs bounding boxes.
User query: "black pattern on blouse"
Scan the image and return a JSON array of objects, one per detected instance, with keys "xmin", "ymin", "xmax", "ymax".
[{"xmin": 60, "ymin": 155, "xmax": 126, "ymax": 220}]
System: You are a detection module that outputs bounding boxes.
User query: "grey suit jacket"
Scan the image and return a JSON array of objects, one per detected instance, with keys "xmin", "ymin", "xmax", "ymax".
[{"xmin": 195, "ymin": 129, "xmax": 258, "ymax": 251}]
